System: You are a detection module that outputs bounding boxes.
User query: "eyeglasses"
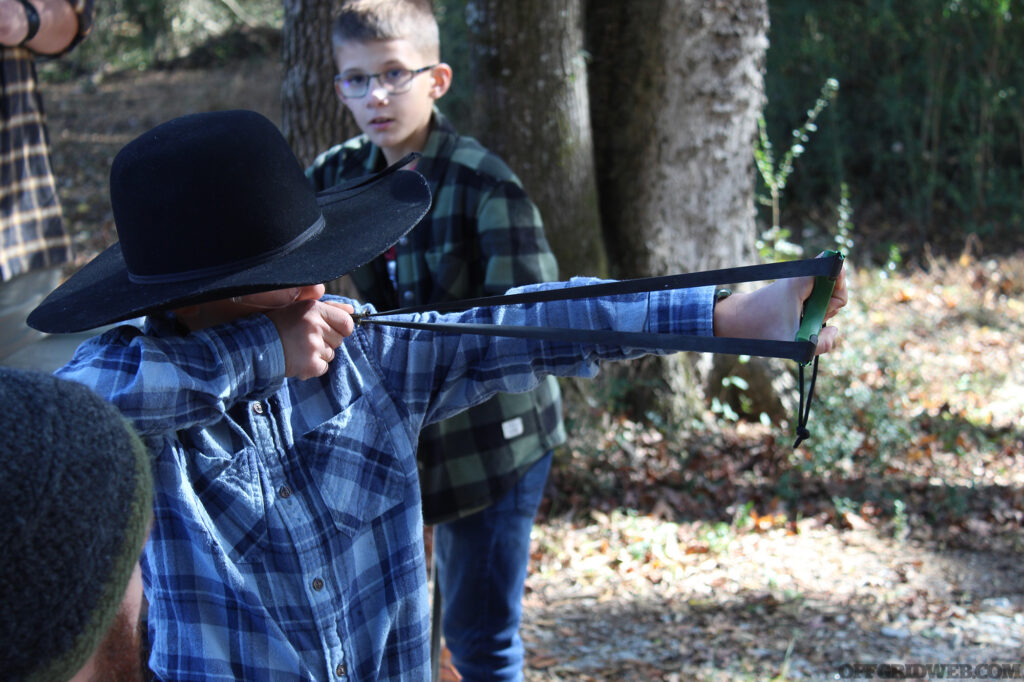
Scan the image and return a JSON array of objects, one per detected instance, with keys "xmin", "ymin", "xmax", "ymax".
[{"xmin": 334, "ymin": 65, "xmax": 437, "ymax": 99}]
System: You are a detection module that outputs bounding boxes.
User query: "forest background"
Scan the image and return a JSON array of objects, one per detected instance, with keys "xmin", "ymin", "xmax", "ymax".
[
  {"xmin": 53, "ymin": 0, "xmax": 1024, "ymax": 261},
  {"xmin": 38, "ymin": 0, "xmax": 1024, "ymax": 679}
]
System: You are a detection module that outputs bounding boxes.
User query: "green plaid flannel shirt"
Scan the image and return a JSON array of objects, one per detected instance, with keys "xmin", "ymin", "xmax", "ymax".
[
  {"xmin": 308, "ymin": 110, "xmax": 566, "ymax": 524},
  {"xmin": 0, "ymin": 0, "xmax": 94, "ymax": 281}
]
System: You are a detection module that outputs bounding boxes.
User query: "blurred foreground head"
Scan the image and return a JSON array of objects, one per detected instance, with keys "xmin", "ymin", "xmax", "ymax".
[{"xmin": 0, "ymin": 367, "xmax": 153, "ymax": 682}]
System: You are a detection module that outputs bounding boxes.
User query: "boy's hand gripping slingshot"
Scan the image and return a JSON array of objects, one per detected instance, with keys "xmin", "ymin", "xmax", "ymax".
[{"xmin": 354, "ymin": 251, "xmax": 845, "ymax": 447}]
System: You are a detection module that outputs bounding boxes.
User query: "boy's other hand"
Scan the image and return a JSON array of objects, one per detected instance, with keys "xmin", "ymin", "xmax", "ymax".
[
  {"xmin": 267, "ymin": 300, "xmax": 356, "ymax": 379},
  {"xmin": 713, "ymin": 258, "xmax": 848, "ymax": 356}
]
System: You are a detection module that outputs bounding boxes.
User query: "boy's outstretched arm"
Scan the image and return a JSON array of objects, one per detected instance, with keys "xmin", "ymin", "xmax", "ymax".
[{"xmin": 713, "ymin": 263, "xmax": 848, "ymax": 356}]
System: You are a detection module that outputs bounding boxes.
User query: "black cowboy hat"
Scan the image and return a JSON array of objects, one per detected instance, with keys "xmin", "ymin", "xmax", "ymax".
[{"xmin": 28, "ymin": 109, "xmax": 430, "ymax": 333}]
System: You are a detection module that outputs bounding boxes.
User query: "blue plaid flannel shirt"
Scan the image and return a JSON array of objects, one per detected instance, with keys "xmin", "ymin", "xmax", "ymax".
[{"xmin": 56, "ymin": 280, "xmax": 713, "ymax": 681}]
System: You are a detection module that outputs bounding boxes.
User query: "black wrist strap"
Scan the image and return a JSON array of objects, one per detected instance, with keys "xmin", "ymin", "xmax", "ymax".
[
  {"xmin": 17, "ymin": 0, "xmax": 40, "ymax": 45},
  {"xmin": 793, "ymin": 357, "xmax": 820, "ymax": 448}
]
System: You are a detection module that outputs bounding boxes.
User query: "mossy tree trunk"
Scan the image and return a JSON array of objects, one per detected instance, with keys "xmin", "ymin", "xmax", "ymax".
[
  {"xmin": 281, "ymin": 0, "xmax": 361, "ymax": 297},
  {"xmin": 586, "ymin": 0, "xmax": 774, "ymax": 422},
  {"xmin": 281, "ymin": 0, "xmax": 358, "ymax": 166},
  {"xmin": 463, "ymin": 0, "xmax": 607, "ymax": 280}
]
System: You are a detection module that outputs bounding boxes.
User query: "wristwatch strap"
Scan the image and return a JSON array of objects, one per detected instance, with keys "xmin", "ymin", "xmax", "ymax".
[{"xmin": 17, "ymin": 0, "xmax": 40, "ymax": 45}]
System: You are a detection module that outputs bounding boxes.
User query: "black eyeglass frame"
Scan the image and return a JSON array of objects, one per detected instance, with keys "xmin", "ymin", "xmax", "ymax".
[{"xmin": 334, "ymin": 64, "xmax": 438, "ymax": 99}]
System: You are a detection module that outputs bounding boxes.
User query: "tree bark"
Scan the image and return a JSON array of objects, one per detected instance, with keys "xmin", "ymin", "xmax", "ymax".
[
  {"xmin": 586, "ymin": 0, "xmax": 774, "ymax": 421},
  {"xmin": 464, "ymin": 0, "xmax": 607, "ymax": 279},
  {"xmin": 281, "ymin": 0, "xmax": 358, "ymax": 167},
  {"xmin": 281, "ymin": 0, "xmax": 361, "ymax": 296}
]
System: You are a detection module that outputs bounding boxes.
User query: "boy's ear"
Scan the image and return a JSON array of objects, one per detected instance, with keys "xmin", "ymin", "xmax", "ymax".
[{"xmin": 428, "ymin": 63, "xmax": 453, "ymax": 100}]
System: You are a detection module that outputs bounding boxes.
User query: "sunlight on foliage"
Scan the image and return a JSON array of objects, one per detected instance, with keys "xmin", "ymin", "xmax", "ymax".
[
  {"xmin": 755, "ymin": 78, "xmax": 840, "ymax": 261},
  {"xmin": 40, "ymin": 0, "xmax": 283, "ymax": 79}
]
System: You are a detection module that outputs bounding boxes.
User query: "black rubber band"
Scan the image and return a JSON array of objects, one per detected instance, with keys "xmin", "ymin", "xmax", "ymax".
[
  {"xmin": 361, "ymin": 255, "xmax": 840, "ymax": 319},
  {"xmin": 362, "ymin": 317, "xmax": 819, "ymax": 364},
  {"xmin": 17, "ymin": 0, "xmax": 40, "ymax": 45}
]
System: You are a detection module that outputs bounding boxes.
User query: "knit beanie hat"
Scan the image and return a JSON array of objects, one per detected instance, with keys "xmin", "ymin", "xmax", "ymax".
[{"xmin": 0, "ymin": 367, "xmax": 153, "ymax": 682}]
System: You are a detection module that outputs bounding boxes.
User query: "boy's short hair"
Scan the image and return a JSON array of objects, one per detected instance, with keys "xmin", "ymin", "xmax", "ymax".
[{"xmin": 333, "ymin": 0, "xmax": 440, "ymax": 62}]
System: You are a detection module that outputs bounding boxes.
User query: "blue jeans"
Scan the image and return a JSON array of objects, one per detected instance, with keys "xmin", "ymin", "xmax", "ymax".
[{"xmin": 434, "ymin": 451, "xmax": 553, "ymax": 682}]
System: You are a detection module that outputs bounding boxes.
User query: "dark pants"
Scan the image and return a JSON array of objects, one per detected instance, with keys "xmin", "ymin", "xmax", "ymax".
[{"xmin": 434, "ymin": 451, "xmax": 553, "ymax": 682}]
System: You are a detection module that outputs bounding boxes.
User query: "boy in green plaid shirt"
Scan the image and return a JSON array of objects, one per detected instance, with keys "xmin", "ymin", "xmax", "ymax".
[{"xmin": 306, "ymin": 0, "xmax": 563, "ymax": 678}]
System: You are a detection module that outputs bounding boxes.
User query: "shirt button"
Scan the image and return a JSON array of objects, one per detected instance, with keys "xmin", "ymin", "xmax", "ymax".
[
  {"xmin": 252, "ymin": 402, "xmax": 264, "ymax": 415},
  {"xmin": 335, "ymin": 663, "xmax": 347, "ymax": 677},
  {"xmin": 278, "ymin": 485, "xmax": 292, "ymax": 499},
  {"xmin": 312, "ymin": 577, "xmax": 324, "ymax": 591},
  {"xmin": 398, "ymin": 237, "xmax": 408, "ymax": 245},
  {"xmin": 402, "ymin": 290, "xmax": 414, "ymax": 302}
]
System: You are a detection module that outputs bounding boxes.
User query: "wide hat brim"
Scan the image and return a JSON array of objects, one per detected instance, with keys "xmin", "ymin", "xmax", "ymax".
[{"xmin": 28, "ymin": 112, "xmax": 431, "ymax": 334}]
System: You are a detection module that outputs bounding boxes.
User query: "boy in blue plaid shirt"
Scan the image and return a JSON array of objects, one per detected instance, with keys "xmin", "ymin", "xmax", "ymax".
[
  {"xmin": 29, "ymin": 108, "xmax": 846, "ymax": 681},
  {"xmin": 306, "ymin": 1, "xmax": 565, "ymax": 678}
]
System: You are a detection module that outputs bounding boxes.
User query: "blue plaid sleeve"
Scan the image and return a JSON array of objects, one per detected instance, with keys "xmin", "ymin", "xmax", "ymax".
[
  {"xmin": 362, "ymin": 278, "xmax": 715, "ymax": 428},
  {"xmin": 55, "ymin": 315, "xmax": 286, "ymax": 435}
]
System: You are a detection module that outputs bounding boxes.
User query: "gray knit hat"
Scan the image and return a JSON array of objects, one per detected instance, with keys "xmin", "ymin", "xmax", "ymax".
[{"xmin": 0, "ymin": 367, "xmax": 153, "ymax": 682}]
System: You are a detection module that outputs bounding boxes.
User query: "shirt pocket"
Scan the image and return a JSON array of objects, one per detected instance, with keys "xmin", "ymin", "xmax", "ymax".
[
  {"xmin": 183, "ymin": 424, "xmax": 269, "ymax": 564},
  {"xmin": 300, "ymin": 396, "xmax": 411, "ymax": 538}
]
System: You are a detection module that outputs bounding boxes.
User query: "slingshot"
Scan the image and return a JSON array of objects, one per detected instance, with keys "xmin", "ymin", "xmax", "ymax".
[{"xmin": 354, "ymin": 251, "xmax": 845, "ymax": 448}]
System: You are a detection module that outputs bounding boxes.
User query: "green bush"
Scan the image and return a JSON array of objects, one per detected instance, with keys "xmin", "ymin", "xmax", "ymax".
[
  {"xmin": 41, "ymin": 0, "xmax": 283, "ymax": 79},
  {"xmin": 765, "ymin": 0, "xmax": 1024, "ymax": 262}
]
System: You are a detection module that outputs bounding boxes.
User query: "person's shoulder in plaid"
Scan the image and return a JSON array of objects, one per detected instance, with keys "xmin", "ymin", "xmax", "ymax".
[{"xmin": 0, "ymin": 0, "xmax": 95, "ymax": 358}]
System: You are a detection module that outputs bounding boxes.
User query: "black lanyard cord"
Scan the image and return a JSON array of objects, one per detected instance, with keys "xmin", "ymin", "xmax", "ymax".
[{"xmin": 793, "ymin": 357, "xmax": 820, "ymax": 448}]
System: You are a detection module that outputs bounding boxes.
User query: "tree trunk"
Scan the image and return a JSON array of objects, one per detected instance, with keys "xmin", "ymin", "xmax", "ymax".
[
  {"xmin": 464, "ymin": 0, "xmax": 607, "ymax": 279},
  {"xmin": 586, "ymin": 0, "xmax": 775, "ymax": 421},
  {"xmin": 281, "ymin": 0, "xmax": 361, "ymax": 296},
  {"xmin": 281, "ymin": 0, "xmax": 358, "ymax": 167}
]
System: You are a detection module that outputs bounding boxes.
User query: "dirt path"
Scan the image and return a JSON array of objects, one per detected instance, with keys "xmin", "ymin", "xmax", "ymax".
[{"xmin": 522, "ymin": 516, "xmax": 1022, "ymax": 680}]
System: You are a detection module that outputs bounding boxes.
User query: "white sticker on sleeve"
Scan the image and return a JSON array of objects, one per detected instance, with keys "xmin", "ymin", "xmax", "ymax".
[{"xmin": 501, "ymin": 417, "xmax": 525, "ymax": 440}]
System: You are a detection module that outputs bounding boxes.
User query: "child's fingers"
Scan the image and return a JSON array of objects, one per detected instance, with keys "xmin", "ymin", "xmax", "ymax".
[
  {"xmin": 266, "ymin": 300, "xmax": 353, "ymax": 379},
  {"xmin": 815, "ymin": 324, "xmax": 840, "ymax": 355},
  {"xmin": 825, "ymin": 267, "xmax": 849, "ymax": 320},
  {"xmin": 323, "ymin": 300, "xmax": 355, "ymax": 314},
  {"xmin": 319, "ymin": 301, "xmax": 355, "ymax": 342}
]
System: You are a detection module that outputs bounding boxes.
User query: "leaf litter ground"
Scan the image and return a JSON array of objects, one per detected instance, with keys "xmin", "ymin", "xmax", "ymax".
[
  {"xmin": 522, "ymin": 256, "xmax": 1024, "ymax": 680},
  {"xmin": 41, "ymin": 57, "xmax": 1024, "ymax": 682}
]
